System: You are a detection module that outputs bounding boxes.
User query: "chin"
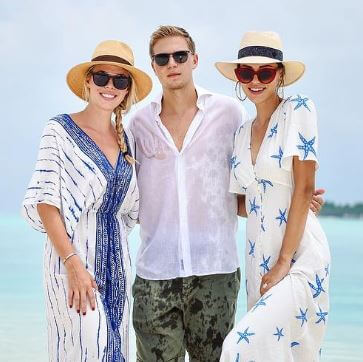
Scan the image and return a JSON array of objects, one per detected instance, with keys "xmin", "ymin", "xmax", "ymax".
[
  {"xmin": 247, "ymin": 92, "xmax": 275, "ymax": 105},
  {"xmin": 98, "ymin": 102, "xmax": 119, "ymax": 112},
  {"xmin": 166, "ymin": 83, "xmax": 185, "ymax": 91}
]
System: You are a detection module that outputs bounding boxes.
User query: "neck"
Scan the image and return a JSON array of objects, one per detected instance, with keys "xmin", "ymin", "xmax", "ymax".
[
  {"xmin": 161, "ymin": 82, "xmax": 198, "ymax": 115},
  {"xmin": 254, "ymin": 94, "xmax": 281, "ymax": 126},
  {"xmin": 82, "ymin": 103, "xmax": 114, "ymax": 132}
]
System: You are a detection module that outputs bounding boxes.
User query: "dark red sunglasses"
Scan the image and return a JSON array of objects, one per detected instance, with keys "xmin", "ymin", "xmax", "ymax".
[{"xmin": 234, "ymin": 66, "xmax": 278, "ymax": 84}]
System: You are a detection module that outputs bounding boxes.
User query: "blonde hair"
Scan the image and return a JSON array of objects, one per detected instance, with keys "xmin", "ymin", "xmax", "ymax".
[
  {"xmin": 149, "ymin": 25, "xmax": 196, "ymax": 57},
  {"xmin": 83, "ymin": 67, "xmax": 137, "ymax": 164}
]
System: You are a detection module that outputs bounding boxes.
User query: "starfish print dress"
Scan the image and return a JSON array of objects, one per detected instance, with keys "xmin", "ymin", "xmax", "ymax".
[
  {"xmin": 22, "ymin": 114, "xmax": 139, "ymax": 362},
  {"xmin": 220, "ymin": 96, "xmax": 331, "ymax": 362}
]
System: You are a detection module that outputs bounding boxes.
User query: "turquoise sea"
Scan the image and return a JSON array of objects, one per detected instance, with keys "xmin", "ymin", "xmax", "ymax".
[{"xmin": 0, "ymin": 215, "xmax": 362, "ymax": 361}]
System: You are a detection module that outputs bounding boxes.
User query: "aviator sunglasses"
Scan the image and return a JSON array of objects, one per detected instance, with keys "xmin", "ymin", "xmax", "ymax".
[
  {"xmin": 91, "ymin": 71, "xmax": 131, "ymax": 90},
  {"xmin": 234, "ymin": 66, "xmax": 278, "ymax": 84},
  {"xmin": 152, "ymin": 50, "xmax": 191, "ymax": 66}
]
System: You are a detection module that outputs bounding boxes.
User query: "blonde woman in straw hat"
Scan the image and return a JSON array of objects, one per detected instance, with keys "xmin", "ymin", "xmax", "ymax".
[
  {"xmin": 22, "ymin": 40, "xmax": 152, "ymax": 361},
  {"xmin": 215, "ymin": 32, "xmax": 331, "ymax": 361}
]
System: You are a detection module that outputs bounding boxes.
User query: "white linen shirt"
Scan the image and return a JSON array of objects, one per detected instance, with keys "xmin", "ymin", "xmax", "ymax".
[{"xmin": 128, "ymin": 86, "xmax": 249, "ymax": 280}]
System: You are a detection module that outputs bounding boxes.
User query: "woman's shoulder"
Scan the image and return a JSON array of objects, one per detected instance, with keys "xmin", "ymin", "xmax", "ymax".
[
  {"xmin": 40, "ymin": 114, "xmax": 86, "ymax": 154},
  {"xmin": 234, "ymin": 118, "xmax": 252, "ymax": 143},
  {"xmin": 283, "ymin": 94, "xmax": 316, "ymax": 113},
  {"xmin": 42, "ymin": 114, "xmax": 72, "ymax": 135}
]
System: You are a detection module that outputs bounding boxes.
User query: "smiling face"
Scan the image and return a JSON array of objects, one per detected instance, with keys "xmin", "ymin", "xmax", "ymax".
[
  {"xmin": 239, "ymin": 63, "xmax": 283, "ymax": 105},
  {"xmin": 151, "ymin": 36, "xmax": 198, "ymax": 90},
  {"xmin": 86, "ymin": 64, "xmax": 130, "ymax": 112}
]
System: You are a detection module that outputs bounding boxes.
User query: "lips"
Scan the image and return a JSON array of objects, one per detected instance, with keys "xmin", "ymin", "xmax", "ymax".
[
  {"xmin": 100, "ymin": 92, "xmax": 117, "ymax": 100},
  {"xmin": 167, "ymin": 73, "xmax": 181, "ymax": 78},
  {"xmin": 248, "ymin": 87, "xmax": 266, "ymax": 95}
]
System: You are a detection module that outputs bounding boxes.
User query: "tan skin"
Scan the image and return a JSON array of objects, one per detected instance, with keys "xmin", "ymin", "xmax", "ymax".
[
  {"xmin": 235, "ymin": 63, "xmax": 323, "ymax": 296},
  {"xmin": 37, "ymin": 64, "xmax": 130, "ymax": 315},
  {"xmin": 151, "ymin": 36, "xmax": 199, "ymax": 151}
]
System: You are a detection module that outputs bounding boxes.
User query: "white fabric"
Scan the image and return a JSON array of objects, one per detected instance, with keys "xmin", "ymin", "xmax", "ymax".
[
  {"xmin": 221, "ymin": 96, "xmax": 331, "ymax": 361},
  {"xmin": 22, "ymin": 115, "xmax": 139, "ymax": 361},
  {"xmin": 128, "ymin": 86, "xmax": 249, "ymax": 280}
]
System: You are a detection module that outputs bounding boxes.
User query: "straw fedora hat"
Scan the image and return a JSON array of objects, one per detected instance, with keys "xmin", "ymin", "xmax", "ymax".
[
  {"xmin": 215, "ymin": 31, "xmax": 305, "ymax": 86},
  {"xmin": 67, "ymin": 40, "xmax": 152, "ymax": 102}
]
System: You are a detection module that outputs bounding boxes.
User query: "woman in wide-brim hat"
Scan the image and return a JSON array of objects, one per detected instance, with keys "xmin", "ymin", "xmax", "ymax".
[
  {"xmin": 216, "ymin": 32, "xmax": 331, "ymax": 361},
  {"xmin": 22, "ymin": 40, "xmax": 152, "ymax": 361}
]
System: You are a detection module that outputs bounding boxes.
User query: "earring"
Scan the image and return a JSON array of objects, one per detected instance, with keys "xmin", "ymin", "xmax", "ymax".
[
  {"xmin": 276, "ymin": 75, "xmax": 285, "ymax": 99},
  {"xmin": 235, "ymin": 82, "xmax": 247, "ymax": 102},
  {"xmin": 276, "ymin": 84, "xmax": 284, "ymax": 99}
]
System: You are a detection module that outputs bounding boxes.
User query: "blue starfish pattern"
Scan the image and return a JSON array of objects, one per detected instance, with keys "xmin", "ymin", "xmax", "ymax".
[
  {"xmin": 273, "ymin": 327, "xmax": 284, "ymax": 341},
  {"xmin": 258, "ymin": 178, "xmax": 274, "ymax": 193},
  {"xmin": 297, "ymin": 133, "xmax": 316, "ymax": 160},
  {"xmin": 249, "ymin": 197, "xmax": 260, "ymax": 216},
  {"xmin": 248, "ymin": 240, "xmax": 255, "ymax": 257},
  {"xmin": 235, "ymin": 353, "xmax": 240, "ymax": 362},
  {"xmin": 271, "ymin": 146, "xmax": 283, "ymax": 168},
  {"xmin": 245, "ymin": 279, "xmax": 248, "ymax": 297},
  {"xmin": 259, "ymin": 254, "xmax": 271, "ymax": 274},
  {"xmin": 230, "ymin": 155, "xmax": 240, "ymax": 169},
  {"xmin": 275, "ymin": 208, "xmax": 288, "ymax": 226},
  {"xmin": 296, "ymin": 307, "xmax": 308, "ymax": 327},
  {"xmin": 237, "ymin": 327, "xmax": 255, "ymax": 344},
  {"xmin": 290, "ymin": 94, "xmax": 311, "ymax": 111},
  {"xmin": 261, "ymin": 215, "xmax": 266, "ymax": 232},
  {"xmin": 268, "ymin": 123, "xmax": 278, "ymax": 138},
  {"xmin": 291, "ymin": 341, "xmax": 300, "ymax": 347},
  {"xmin": 325, "ymin": 264, "xmax": 330, "ymax": 277},
  {"xmin": 252, "ymin": 294, "xmax": 272, "ymax": 312},
  {"xmin": 315, "ymin": 306, "xmax": 328, "ymax": 324},
  {"xmin": 308, "ymin": 274, "xmax": 326, "ymax": 298}
]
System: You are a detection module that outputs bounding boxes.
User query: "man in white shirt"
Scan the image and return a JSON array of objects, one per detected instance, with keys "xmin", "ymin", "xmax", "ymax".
[
  {"xmin": 128, "ymin": 26, "xmax": 322, "ymax": 361},
  {"xmin": 129, "ymin": 25, "xmax": 246, "ymax": 362}
]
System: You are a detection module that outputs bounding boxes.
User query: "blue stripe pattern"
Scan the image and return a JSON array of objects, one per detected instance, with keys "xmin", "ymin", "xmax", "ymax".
[{"xmin": 53, "ymin": 114, "xmax": 132, "ymax": 362}]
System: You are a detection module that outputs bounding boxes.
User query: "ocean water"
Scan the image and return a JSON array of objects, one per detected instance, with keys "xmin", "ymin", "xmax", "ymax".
[{"xmin": 0, "ymin": 215, "xmax": 362, "ymax": 361}]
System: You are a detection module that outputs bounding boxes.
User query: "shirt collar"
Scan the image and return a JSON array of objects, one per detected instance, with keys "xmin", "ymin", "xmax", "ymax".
[{"xmin": 151, "ymin": 85, "xmax": 213, "ymax": 117}]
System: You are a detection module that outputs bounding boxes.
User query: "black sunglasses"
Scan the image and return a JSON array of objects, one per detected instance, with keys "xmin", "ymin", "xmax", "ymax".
[
  {"xmin": 152, "ymin": 50, "xmax": 191, "ymax": 66},
  {"xmin": 91, "ymin": 71, "xmax": 131, "ymax": 90}
]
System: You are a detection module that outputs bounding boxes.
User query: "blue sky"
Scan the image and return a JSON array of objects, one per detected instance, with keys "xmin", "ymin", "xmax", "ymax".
[{"xmin": 1, "ymin": 0, "xmax": 362, "ymax": 213}]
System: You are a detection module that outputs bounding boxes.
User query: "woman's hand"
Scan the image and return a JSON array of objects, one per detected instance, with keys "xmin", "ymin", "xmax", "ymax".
[
  {"xmin": 260, "ymin": 258, "xmax": 291, "ymax": 295},
  {"xmin": 65, "ymin": 255, "xmax": 98, "ymax": 315},
  {"xmin": 310, "ymin": 188, "xmax": 325, "ymax": 215}
]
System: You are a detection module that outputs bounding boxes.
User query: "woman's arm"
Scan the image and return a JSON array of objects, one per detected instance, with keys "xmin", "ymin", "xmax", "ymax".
[
  {"xmin": 237, "ymin": 195, "xmax": 247, "ymax": 217},
  {"xmin": 37, "ymin": 203, "xmax": 97, "ymax": 315},
  {"xmin": 260, "ymin": 157, "xmax": 315, "ymax": 295}
]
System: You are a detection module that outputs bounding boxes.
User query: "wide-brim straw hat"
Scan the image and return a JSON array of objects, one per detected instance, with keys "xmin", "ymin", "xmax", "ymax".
[
  {"xmin": 67, "ymin": 40, "xmax": 152, "ymax": 102},
  {"xmin": 215, "ymin": 31, "xmax": 305, "ymax": 86}
]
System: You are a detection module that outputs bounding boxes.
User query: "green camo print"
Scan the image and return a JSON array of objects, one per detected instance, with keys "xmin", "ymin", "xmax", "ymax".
[{"xmin": 132, "ymin": 269, "xmax": 240, "ymax": 362}]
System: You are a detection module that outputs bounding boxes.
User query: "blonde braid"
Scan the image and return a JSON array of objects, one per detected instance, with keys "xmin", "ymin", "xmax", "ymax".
[{"xmin": 114, "ymin": 105, "xmax": 134, "ymax": 164}]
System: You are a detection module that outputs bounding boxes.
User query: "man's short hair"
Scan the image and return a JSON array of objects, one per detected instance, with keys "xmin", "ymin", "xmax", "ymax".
[{"xmin": 149, "ymin": 25, "xmax": 196, "ymax": 57}]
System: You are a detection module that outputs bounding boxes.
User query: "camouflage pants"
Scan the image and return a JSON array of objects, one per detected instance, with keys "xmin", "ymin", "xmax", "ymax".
[{"xmin": 132, "ymin": 269, "xmax": 240, "ymax": 362}]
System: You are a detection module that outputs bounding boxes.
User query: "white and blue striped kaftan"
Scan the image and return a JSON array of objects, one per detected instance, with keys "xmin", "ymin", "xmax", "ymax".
[
  {"xmin": 22, "ymin": 114, "xmax": 139, "ymax": 362},
  {"xmin": 221, "ymin": 96, "xmax": 331, "ymax": 362}
]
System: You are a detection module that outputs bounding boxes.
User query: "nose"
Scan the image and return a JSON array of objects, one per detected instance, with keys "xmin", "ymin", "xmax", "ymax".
[
  {"xmin": 104, "ymin": 77, "xmax": 115, "ymax": 89},
  {"xmin": 104, "ymin": 77, "xmax": 114, "ymax": 88},
  {"xmin": 167, "ymin": 54, "xmax": 178, "ymax": 67},
  {"xmin": 250, "ymin": 73, "xmax": 259, "ymax": 83}
]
